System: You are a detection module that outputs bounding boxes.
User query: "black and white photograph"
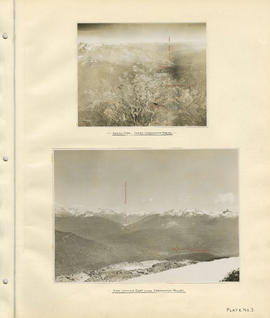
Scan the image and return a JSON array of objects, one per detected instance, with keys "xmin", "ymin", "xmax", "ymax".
[
  {"xmin": 78, "ymin": 23, "xmax": 206, "ymax": 126},
  {"xmin": 54, "ymin": 149, "xmax": 239, "ymax": 283}
]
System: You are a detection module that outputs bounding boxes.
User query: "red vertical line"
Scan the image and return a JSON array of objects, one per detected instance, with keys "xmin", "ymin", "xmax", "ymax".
[
  {"xmin": 168, "ymin": 36, "xmax": 171, "ymax": 60},
  {"xmin": 124, "ymin": 181, "xmax": 127, "ymax": 204}
]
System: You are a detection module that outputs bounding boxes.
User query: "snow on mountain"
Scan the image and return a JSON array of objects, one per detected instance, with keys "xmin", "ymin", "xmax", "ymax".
[
  {"xmin": 55, "ymin": 204, "xmax": 122, "ymax": 217},
  {"xmin": 55, "ymin": 204, "xmax": 238, "ymax": 219},
  {"xmin": 162, "ymin": 208, "xmax": 238, "ymax": 218},
  {"xmin": 123, "ymin": 257, "xmax": 240, "ymax": 283}
]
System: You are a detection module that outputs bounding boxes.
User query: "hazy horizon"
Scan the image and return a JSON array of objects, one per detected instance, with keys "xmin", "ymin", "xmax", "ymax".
[{"xmin": 78, "ymin": 23, "xmax": 206, "ymax": 45}]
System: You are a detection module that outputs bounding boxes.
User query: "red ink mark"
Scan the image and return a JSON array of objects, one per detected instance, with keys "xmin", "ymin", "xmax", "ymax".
[
  {"xmin": 172, "ymin": 248, "xmax": 209, "ymax": 253},
  {"xmin": 165, "ymin": 84, "xmax": 194, "ymax": 88},
  {"xmin": 158, "ymin": 35, "xmax": 172, "ymax": 70},
  {"xmin": 157, "ymin": 36, "xmax": 194, "ymax": 90},
  {"xmin": 149, "ymin": 103, "xmax": 165, "ymax": 110},
  {"xmin": 124, "ymin": 181, "xmax": 127, "ymax": 204},
  {"xmin": 168, "ymin": 35, "xmax": 171, "ymax": 60}
]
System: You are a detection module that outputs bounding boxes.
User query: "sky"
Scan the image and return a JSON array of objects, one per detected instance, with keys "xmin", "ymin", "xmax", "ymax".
[
  {"xmin": 78, "ymin": 23, "xmax": 206, "ymax": 44},
  {"xmin": 54, "ymin": 150, "xmax": 238, "ymax": 213}
]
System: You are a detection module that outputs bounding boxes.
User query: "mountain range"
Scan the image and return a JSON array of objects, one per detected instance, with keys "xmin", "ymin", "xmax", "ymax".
[
  {"xmin": 55, "ymin": 207, "xmax": 239, "ymax": 277},
  {"xmin": 55, "ymin": 204, "xmax": 238, "ymax": 219}
]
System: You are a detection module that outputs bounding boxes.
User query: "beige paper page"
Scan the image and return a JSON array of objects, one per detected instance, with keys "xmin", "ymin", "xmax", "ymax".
[
  {"xmin": 0, "ymin": 0, "xmax": 15, "ymax": 317},
  {"xmin": 4, "ymin": 0, "xmax": 270, "ymax": 317}
]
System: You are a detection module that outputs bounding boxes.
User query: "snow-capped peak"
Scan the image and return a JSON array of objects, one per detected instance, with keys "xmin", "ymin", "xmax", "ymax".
[{"xmin": 55, "ymin": 204, "xmax": 238, "ymax": 218}]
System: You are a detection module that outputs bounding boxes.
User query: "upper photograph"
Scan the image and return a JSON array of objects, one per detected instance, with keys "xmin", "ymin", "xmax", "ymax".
[{"xmin": 77, "ymin": 23, "xmax": 206, "ymax": 126}]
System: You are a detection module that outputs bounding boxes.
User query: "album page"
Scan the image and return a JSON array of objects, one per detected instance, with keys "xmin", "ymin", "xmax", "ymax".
[{"xmin": 1, "ymin": 0, "xmax": 270, "ymax": 317}]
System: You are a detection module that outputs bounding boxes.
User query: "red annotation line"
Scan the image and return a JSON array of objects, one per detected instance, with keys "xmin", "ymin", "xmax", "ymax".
[
  {"xmin": 168, "ymin": 35, "xmax": 171, "ymax": 60},
  {"xmin": 172, "ymin": 248, "xmax": 209, "ymax": 253},
  {"xmin": 157, "ymin": 36, "xmax": 194, "ymax": 89},
  {"xmin": 158, "ymin": 36, "xmax": 172, "ymax": 69},
  {"xmin": 159, "ymin": 65, "xmax": 171, "ymax": 68},
  {"xmin": 165, "ymin": 84, "xmax": 194, "ymax": 88},
  {"xmin": 124, "ymin": 181, "xmax": 127, "ymax": 204},
  {"xmin": 149, "ymin": 103, "xmax": 165, "ymax": 109}
]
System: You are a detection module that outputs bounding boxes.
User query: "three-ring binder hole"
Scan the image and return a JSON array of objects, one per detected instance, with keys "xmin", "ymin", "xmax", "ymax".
[
  {"xmin": 2, "ymin": 279, "xmax": 8, "ymax": 285},
  {"xmin": 3, "ymin": 156, "xmax": 8, "ymax": 162},
  {"xmin": 2, "ymin": 33, "xmax": 8, "ymax": 40}
]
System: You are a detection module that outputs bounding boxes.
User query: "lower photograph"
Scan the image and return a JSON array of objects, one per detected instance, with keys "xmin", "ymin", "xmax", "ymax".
[{"xmin": 54, "ymin": 149, "xmax": 239, "ymax": 283}]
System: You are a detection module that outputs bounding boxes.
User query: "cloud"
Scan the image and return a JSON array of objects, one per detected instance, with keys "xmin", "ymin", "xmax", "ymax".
[{"xmin": 215, "ymin": 193, "xmax": 234, "ymax": 205}]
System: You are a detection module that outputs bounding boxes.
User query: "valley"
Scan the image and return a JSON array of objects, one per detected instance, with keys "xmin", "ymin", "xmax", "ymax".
[{"xmin": 55, "ymin": 208, "xmax": 239, "ymax": 282}]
